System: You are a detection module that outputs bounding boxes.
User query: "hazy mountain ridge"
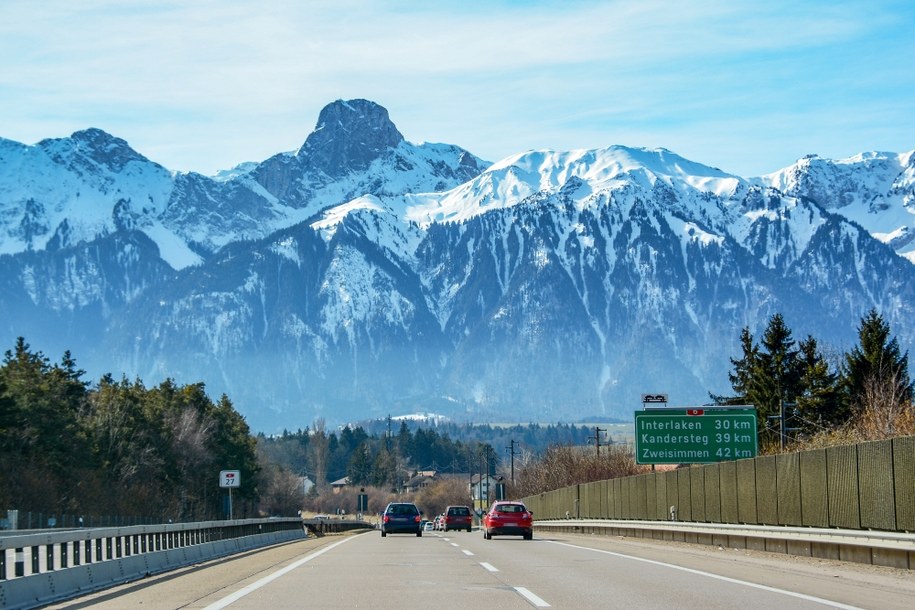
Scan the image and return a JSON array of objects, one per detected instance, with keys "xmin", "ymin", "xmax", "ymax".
[{"xmin": 1, "ymin": 99, "xmax": 913, "ymax": 431}]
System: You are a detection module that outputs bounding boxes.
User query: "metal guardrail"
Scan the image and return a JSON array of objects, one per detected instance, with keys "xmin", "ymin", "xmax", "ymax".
[
  {"xmin": 534, "ymin": 518, "xmax": 915, "ymax": 569},
  {"xmin": 0, "ymin": 518, "xmax": 306, "ymax": 610},
  {"xmin": 301, "ymin": 518, "xmax": 374, "ymax": 536}
]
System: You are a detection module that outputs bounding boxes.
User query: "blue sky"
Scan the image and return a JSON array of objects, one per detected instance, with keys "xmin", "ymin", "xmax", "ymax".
[{"xmin": 1, "ymin": 0, "xmax": 913, "ymax": 177}]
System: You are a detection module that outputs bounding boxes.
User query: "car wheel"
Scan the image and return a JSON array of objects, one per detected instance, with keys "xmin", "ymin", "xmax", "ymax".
[
  {"xmin": 524, "ymin": 532, "xmax": 533, "ymax": 540},
  {"xmin": 467, "ymin": 527, "xmax": 472, "ymax": 532},
  {"xmin": 417, "ymin": 530, "xmax": 422, "ymax": 537},
  {"xmin": 381, "ymin": 530, "xmax": 386, "ymax": 537}
]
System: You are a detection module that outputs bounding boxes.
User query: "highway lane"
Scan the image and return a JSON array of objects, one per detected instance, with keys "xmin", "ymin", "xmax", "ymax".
[{"xmin": 44, "ymin": 529, "xmax": 915, "ymax": 608}]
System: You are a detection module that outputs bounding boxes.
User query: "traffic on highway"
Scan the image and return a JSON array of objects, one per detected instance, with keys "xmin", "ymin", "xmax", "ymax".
[{"xmin": 41, "ymin": 522, "xmax": 915, "ymax": 609}]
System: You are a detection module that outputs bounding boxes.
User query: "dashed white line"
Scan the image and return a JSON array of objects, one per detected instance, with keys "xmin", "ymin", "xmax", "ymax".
[
  {"xmin": 462, "ymin": 549, "xmax": 474, "ymax": 556},
  {"xmin": 450, "ymin": 542, "xmax": 459, "ymax": 547},
  {"xmin": 479, "ymin": 562, "xmax": 499, "ymax": 572},
  {"xmin": 515, "ymin": 586, "xmax": 550, "ymax": 607}
]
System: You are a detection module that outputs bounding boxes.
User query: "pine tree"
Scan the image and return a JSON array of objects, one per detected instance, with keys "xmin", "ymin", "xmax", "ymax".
[
  {"xmin": 728, "ymin": 327, "xmax": 759, "ymax": 402},
  {"xmin": 749, "ymin": 314, "xmax": 805, "ymax": 443},
  {"xmin": 720, "ymin": 316, "xmax": 807, "ymax": 446},
  {"xmin": 796, "ymin": 336, "xmax": 841, "ymax": 431},
  {"xmin": 842, "ymin": 309, "xmax": 913, "ymax": 415},
  {"xmin": 346, "ymin": 442, "xmax": 373, "ymax": 486}
]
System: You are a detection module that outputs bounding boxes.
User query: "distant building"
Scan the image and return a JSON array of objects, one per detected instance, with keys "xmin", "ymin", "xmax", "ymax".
[
  {"xmin": 403, "ymin": 471, "xmax": 437, "ymax": 493},
  {"xmin": 330, "ymin": 476, "xmax": 350, "ymax": 493},
  {"xmin": 470, "ymin": 474, "xmax": 503, "ymax": 511}
]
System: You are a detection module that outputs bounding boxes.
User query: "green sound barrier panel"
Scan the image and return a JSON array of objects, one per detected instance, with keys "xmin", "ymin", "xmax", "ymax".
[
  {"xmin": 800, "ymin": 449, "xmax": 828, "ymax": 527},
  {"xmin": 755, "ymin": 455, "xmax": 777, "ymax": 525},
  {"xmin": 858, "ymin": 440, "xmax": 895, "ymax": 531},
  {"xmin": 826, "ymin": 444, "xmax": 860, "ymax": 529},
  {"xmin": 893, "ymin": 436, "xmax": 915, "ymax": 531}
]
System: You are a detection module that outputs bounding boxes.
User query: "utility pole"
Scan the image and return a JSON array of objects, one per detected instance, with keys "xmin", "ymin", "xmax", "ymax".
[
  {"xmin": 506, "ymin": 439, "xmax": 517, "ymax": 484},
  {"xmin": 589, "ymin": 426, "xmax": 606, "ymax": 456}
]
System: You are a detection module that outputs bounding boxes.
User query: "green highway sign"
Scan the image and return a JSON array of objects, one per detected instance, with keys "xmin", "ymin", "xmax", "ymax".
[{"xmin": 635, "ymin": 408, "xmax": 758, "ymax": 465}]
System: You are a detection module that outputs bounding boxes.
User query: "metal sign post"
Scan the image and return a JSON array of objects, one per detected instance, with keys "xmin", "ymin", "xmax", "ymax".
[{"xmin": 219, "ymin": 470, "xmax": 241, "ymax": 519}]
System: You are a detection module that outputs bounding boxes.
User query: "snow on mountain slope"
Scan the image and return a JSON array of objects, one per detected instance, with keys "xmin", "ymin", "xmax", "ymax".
[
  {"xmin": 757, "ymin": 151, "xmax": 915, "ymax": 261},
  {"xmin": 0, "ymin": 100, "xmax": 487, "ymax": 271},
  {"xmin": 0, "ymin": 130, "xmax": 174, "ymax": 256},
  {"xmin": 2, "ymin": 98, "xmax": 914, "ymax": 430},
  {"xmin": 394, "ymin": 145, "xmax": 743, "ymax": 227}
]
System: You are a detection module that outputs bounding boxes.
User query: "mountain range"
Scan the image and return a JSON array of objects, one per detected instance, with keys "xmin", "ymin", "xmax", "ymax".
[{"xmin": 1, "ymin": 99, "xmax": 913, "ymax": 431}]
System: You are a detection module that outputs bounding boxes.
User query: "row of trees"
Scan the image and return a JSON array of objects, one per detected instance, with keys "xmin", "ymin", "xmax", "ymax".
[
  {"xmin": 0, "ymin": 338, "xmax": 259, "ymax": 522},
  {"xmin": 258, "ymin": 421, "xmax": 501, "ymax": 492},
  {"xmin": 716, "ymin": 309, "xmax": 914, "ymax": 447},
  {"xmin": 258, "ymin": 419, "xmax": 598, "ymax": 495}
]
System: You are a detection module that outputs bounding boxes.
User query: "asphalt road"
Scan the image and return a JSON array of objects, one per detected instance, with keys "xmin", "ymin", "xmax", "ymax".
[{"xmin": 44, "ymin": 529, "xmax": 915, "ymax": 609}]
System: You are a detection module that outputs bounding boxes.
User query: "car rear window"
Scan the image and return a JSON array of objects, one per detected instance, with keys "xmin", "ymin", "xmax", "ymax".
[
  {"xmin": 497, "ymin": 504, "xmax": 525, "ymax": 513},
  {"xmin": 449, "ymin": 507, "xmax": 470, "ymax": 515},
  {"xmin": 388, "ymin": 504, "xmax": 419, "ymax": 515}
]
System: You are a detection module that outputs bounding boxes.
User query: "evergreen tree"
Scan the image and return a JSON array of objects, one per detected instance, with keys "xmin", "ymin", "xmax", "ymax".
[
  {"xmin": 717, "ymin": 327, "xmax": 759, "ymax": 404},
  {"xmin": 841, "ymin": 309, "xmax": 913, "ymax": 413},
  {"xmin": 720, "ymin": 316, "xmax": 806, "ymax": 445},
  {"xmin": 346, "ymin": 442, "xmax": 373, "ymax": 486},
  {"xmin": 796, "ymin": 336, "xmax": 841, "ymax": 431}
]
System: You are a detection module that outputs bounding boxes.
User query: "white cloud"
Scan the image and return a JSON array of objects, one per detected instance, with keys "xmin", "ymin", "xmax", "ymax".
[{"xmin": 0, "ymin": 0, "xmax": 912, "ymax": 177}]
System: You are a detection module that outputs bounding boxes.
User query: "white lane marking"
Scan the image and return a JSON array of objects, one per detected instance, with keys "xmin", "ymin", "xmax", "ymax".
[
  {"xmin": 462, "ymin": 549, "xmax": 475, "ymax": 556},
  {"xmin": 547, "ymin": 541, "xmax": 862, "ymax": 610},
  {"xmin": 450, "ymin": 542, "xmax": 460, "ymax": 547},
  {"xmin": 203, "ymin": 535, "xmax": 358, "ymax": 609},
  {"xmin": 515, "ymin": 586, "xmax": 550, "ymax": 607},
  {"xmin": 479, "ymin": 561, "xmax": 499, "ymax": 572}
]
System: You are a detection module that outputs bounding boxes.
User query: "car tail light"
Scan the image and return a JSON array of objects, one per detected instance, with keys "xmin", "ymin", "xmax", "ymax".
[
  {"xmin": 383, "ymin": 515, "xmax": 390, "ymax": 523},
  {"xmin": 414, "ymin": 515, "xmax": 421, "ymax": 523}
]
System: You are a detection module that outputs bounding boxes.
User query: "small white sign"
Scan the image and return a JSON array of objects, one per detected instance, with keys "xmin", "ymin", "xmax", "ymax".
[{"xmin": 219, "ymin": 470, "xmax": 240, "ymax": 488}]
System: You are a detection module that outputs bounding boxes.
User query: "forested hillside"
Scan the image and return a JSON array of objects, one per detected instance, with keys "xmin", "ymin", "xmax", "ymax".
[{"xmin": 0, "ymin": 338, "xmax": 258, "ymax": 522}]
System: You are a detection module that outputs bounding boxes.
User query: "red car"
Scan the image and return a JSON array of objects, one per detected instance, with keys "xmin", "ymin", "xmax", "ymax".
[
  {"xmin": 482, "ymin": 501, "xmax": 533, "ymax": 540},
  {"xmin": 443, "ymin": 505, "xmax": 473, "ymax": 532}
]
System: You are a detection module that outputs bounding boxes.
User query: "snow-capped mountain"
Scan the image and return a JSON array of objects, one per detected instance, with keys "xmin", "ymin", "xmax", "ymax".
[
  {"xmin": 756, "ymin": 151, "xmax": 915, "ymax": 262},
  {"xmin": 1, "ymin": 99, "xmax": 913, "ymax": 431}
]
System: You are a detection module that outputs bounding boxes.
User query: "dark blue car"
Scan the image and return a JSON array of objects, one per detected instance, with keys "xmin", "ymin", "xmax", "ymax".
[{"xmin": 381, "ymin": 502, "xmax": 422, "ymax": 537}]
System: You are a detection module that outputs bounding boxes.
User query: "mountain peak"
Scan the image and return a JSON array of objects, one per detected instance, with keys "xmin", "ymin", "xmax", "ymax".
[
  {"xmin": 298, "ymin": 99, "xmax": 404, "ymax": 178},
  {"xmin": 38, "ymin": 128, "xmax": 149, "ymax": 172}
]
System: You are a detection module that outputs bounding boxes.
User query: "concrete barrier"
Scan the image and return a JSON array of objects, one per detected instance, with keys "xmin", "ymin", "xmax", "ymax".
[
  {"xmin": 534, "ymin": 518, "xmax": 915, "ymax": 569},
  {"xmin": 0, "ymin": 518, "xmax": 306, "ymax": 609}
]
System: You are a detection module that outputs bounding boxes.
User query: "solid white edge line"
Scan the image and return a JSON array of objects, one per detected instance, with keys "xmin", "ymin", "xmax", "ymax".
[
  {"xmin": 479, "ymin": 561, "xmax": 499, "ymax": 572},
  {"xmin": 547, "ymin": 541, "xmax": 862, "ymax": 610},
  {"xmin": 203, "ymin": 534, "xmax": 359, "ymax": 610},
  {"xmin": 514, "ymin": 586, "xmax": 551, "ymax": 607}
]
